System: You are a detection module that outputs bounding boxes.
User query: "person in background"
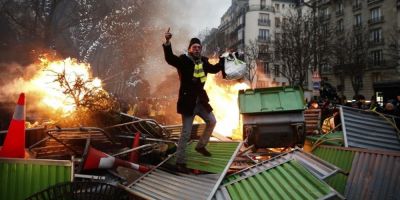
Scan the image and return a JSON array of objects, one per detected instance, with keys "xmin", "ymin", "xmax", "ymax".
[
  {"xmin": 383, "ymin": 102, "xmax": 400, "ymax": 116},
  {"xmin": 368, "ymin": 95, "xmax": 383, "ymax": 113},
  {"xmin": 162, "ymin": 28, "xmax": 224, "ymax": 173}
]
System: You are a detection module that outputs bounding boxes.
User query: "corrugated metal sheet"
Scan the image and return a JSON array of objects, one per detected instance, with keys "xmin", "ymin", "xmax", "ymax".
[
  {"xmin": 345, "ymin": 149, "xmax": 400, "ymax": 200},
  {"xmin": 168, "ymin": 141, "xmax": 241, "ymax": 173},
  {"xmin": 312, "ymin": 145, "xmax": 356, "ymax": 194},
  {"xmin": 340, "ymin": 106, "xmax": 400, "ymax": 152},
  {"xmin": 0, "ymin": 158, "xmax": 73, "ymax": 200},
  {"xmin": 229, "ymin": 148, "xmax": 341, "ymax": 180},
  {"xmin": 213, "ymin": 186, "xmax": 232, "ymax": 200},
  {"xmin": 123, "ymin": 141, "xmax": 241, "ymax": 200},
  {"xmin": 313, "ymin": 145, "xmax": 400, "ymax": 199},
  {"xmin": 221, "ymin": 160, "xmax": 342, "ymax": 200}
]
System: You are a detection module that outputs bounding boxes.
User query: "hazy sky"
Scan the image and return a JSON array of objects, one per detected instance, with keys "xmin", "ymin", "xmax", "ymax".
[
  {"xmin": 165, "ymin": 0, "xmax": 231, "ymax": 36},
  {"xmin": 190, "ymin": 0, "xmax": 231, "ymax": 34}
]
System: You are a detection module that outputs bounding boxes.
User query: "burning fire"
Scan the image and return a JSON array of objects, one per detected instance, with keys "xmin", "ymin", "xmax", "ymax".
[
  {"xmin": 204, "ymin": 74, "xmax": 249, "ymax": 140},
  {"xmin": 26, "ymin": 57, "xmax": 104, "ymax": 116}
]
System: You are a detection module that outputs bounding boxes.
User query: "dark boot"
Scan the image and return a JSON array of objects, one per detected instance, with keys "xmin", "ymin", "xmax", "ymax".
[
  {"xmin": 195, "ymin": 147, "xmax": 212, "ymax": 157},
  {"xmin": 176, "ymin": 163, "xmax": 190, "ymax": 174}
]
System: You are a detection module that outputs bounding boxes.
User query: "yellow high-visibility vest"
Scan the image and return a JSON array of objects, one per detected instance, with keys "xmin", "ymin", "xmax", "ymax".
[
  {"xmin": 321, "ymin": 116, "xmax": 333, "ymax": 134},
  {"xmin": 193, "ymin": 63, "xmax": 207, "ymax": 83}
]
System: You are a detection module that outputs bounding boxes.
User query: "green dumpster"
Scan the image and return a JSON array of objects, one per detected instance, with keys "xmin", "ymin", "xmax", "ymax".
[{"xmin": 239, "ymin": 86, "xmax": 306, "ymax": 148}]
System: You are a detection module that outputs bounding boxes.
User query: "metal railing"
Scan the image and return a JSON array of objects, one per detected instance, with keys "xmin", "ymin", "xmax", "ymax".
[
  {"xmin": 368, "ymin": 39, "xmax": 385, "ymax": 47},
  {"xmin": 352, "ymin": 3, "xmax": 362, "ymax": 11},
  {"xmin": 353, "ymin": 24, "xmax": 363, "ymax": 30},
  {"xmin": 368, "ymin": 0, "xmax": 384, "ymax": 5},
  {"xmin": 257, "ymin": 37, "xmax": 271, "ymax": 43},
  {"xmin": 368, "ymin": 16, "xmax": 384, "ymax": 24},
  {"xmin": 336, "ymin": 10, "xmax": 344, "ymax": 16},
  {"xmin": 248, "ymin": 5, "xmax": 275, "ymax": 12},
  {"xmin": 258, "ymin": 19, "xmax": 271, "ymax": 26}
]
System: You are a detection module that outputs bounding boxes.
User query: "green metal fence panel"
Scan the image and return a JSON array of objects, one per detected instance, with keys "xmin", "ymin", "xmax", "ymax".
[
  {"xmin": 312, "ymin": 146, "xmax": 355, "ymax": 194},
  {"xmin": 238, "ymin": 87, "xmax": 305, "ymax": 114},
  {"xmin": 0, "ymin": 158, "xmax": 73, "ymax": 200},
  {"xmin": 224, "ymin": 160, "xmax": 338, "ymax": 200},
  {"xmin": 168, "ymin": 141, "xmax": 241, "ymax": 173}
]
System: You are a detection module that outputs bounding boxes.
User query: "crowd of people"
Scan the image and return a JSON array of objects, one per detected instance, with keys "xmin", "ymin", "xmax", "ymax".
[{"xmin": 307, "ymin": 94, "xmax": 400, "ymax": 134}]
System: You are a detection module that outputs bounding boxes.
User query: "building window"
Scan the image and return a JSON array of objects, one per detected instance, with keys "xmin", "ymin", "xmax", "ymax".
[
  {"xmin": 282, "ymin": 17, "xmax": 288, "ymax": 25},
  {"xmin": 355, "ymin": 33, "xmax": 363, "ymax": 47},
  {"xmin": 336, "ymin": 2, "xmax": 344, "ymax": 15},
  {"xmin": 370, "ymin": 49, "xmax": 383, "ymax": 65},
  {"xmin": 320, "ymin": 7, "xmax": 329, "ymax": 17},
  {"xmin": 281, "ymin": 65, "xmax": 286, "ymax": 74},
  {"xmin": 274, "ymin": 65, "xmax": 280, "ymax": 77},
  {"xmin": 371, "ymin": 72, "xmax": 382, "ymax": 82},
  {"xmin": 354, "ymin": 14, "xmax": 362, "ymax": 26},
  {"xmin": 370, "ymin": 28, "xmax": 382, "ymax": 42},
  {"xmin": 238, "ymin": 28, "xmax": 244, "ymax": 40},
  {"xmin": 322, "ymin": 23, "xmax": 329, "ymax": 35},
  {"xmin": 275, "ymin": 4, "xmax": 280, "ymax": 11},
  {"xmin": 261, "ymin": 0, "xmax": 266, "ymax": 9},
  {"xmin": 258, "ymin": 29, "xmax": 270, "ymax": 41},
  {"xmin": 355, "ymin": 75, "xmax": 363, "ymax": 89},
  {"xmin": 264, "ymin": 62, "xmax": 271, "ymax": 76},
  {"xmin": 275, "ymin": 17, "xmax": 281, "ymax": 27},
  {"xmin": 321, "ymin": 64, "xmax": 332, "ymax": 73},
  {"xmin": 353, "ymin": 0, "xmax": 362, "ymax": 10},
  {"xmin": 259, "ymin": 13, "xmax": 270, "ymax": 26},
  {"xmin": 370, "ymin": 7, "xmax": 381, "ymax": 21},
  {"xmin": 282, "ymin": 4, "xmax": 285, "ymax": 9},
  {"xmin": 337, "ymin": 19, "xmax": 344, "ymax": 32}
]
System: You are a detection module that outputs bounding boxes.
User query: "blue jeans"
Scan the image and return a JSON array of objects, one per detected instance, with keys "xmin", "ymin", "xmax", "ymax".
[{"xmin": 176, "ymin": 101, "xmax": 216, "ymax": 164}]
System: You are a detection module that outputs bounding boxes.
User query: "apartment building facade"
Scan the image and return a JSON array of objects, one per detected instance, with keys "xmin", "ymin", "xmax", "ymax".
[
  {"xmin": 203, "ymin": 0, "xmax": 299, "ymax": 88},
  {"xmin": 316, "ymin": 0, "xmax": 400, "ymax": 100}
]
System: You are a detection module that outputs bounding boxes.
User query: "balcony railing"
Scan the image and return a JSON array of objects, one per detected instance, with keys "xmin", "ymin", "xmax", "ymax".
[
  {"xmin": 368, "ymin": 39, "xmax": 385, "ymax": 47},
  {"xmin": 368, "ymin": 0, "xmax": 384, "ymax": 5},
  {"xmin": 257, "ymin": 37, "xmax": 271, "ymax": 43},
  {"xmin": 353, "ymin": 24, "xmax": 362, "ymax": 30},
  {"xmin": 368, "ymin": 16, "xmax": 384, "ymax": 25},
  {"xmin": 319, "ymin": 14, "xmax": 331, "ymax": 21},
  {"xmin": 320, "ymin": 0, "xmax": 331, "ymax": 5},
  {"xmin": 248, "ymin": 5, "xmax": 275, "ymax": 12},
  {"xmin": 258, "ymin": 19, "xmax": 271, "ymax": 26},
  {"xmin": 336, "ymin": 10, "xmax": 344, "ymax": 16},
  {"xmin": 336, "ymin": 28, "xmax": 344, "ymax": 34},
  {"xmin": 352, "ymin": 3, "xmax": 362, "ymax": 11},
  {"xmin": 368, "ymin": 60, "xmax": 386, "ymax": 67}
]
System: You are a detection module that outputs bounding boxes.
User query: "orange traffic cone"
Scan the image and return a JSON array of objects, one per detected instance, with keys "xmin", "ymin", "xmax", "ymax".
[
  {"xmin": 0, "ymin": 93, "xmax": 26, "ymax": 158},
  {"xmin": 82, "ymin": 147, "xmax": 151, "ymax": 173},
  {"xmin": 129, "ymin": 132, "xmax": 140, "ymax": 163}
]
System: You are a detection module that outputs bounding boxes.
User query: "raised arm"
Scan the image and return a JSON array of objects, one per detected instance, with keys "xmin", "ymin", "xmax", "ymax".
[{"xmin": 162, "ymin": 28, "xmax": 180, "ymax": 69}]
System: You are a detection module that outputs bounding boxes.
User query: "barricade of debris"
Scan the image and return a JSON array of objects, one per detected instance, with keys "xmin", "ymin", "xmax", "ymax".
[{"xmin": 1, "ymin": 89, "xmax": 400, "ymax": 200}]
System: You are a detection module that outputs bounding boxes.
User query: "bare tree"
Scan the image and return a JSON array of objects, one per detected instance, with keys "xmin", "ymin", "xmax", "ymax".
[
  {"xmin": 243, "ymin": 40, "xmax": 259, "ymax": 87},
  {"xmin": 332, "ymin": 28, "xmax": 369, "ymax": 96},
  {"xmin": 273, "ymin": 9, "xmax": 332, "ymax": 89}
]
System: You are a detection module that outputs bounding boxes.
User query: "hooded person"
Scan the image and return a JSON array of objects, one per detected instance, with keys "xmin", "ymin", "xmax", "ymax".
[{"xmin": 162, "ymin": 28, "xmax": 224, "ymax": 173}]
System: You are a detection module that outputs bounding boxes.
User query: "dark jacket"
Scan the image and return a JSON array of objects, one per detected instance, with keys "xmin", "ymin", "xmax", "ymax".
[{"xmin": 163, "ymin": 43, "xmax": 223, "ymax": 115}]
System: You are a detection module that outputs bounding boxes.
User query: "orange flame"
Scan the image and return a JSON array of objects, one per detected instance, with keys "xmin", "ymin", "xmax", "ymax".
[
  {"xmin": 204, "ymin": 74, "xmax": 249, "ymax": 140},
  {"xmin": 25, "ymin": 57, "xmax": 104, "ymax": 116}
]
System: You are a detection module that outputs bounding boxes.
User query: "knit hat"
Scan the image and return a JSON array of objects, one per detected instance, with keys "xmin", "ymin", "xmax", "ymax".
[{"xmin": 188, "ymin": 38, "xmax": 201, "ymax": 49}]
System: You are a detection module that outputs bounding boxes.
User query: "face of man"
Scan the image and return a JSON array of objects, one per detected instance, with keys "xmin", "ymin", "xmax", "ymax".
[{"xmin": 189, "ymin": 44, "xmax": 202, "ymax": 58}]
